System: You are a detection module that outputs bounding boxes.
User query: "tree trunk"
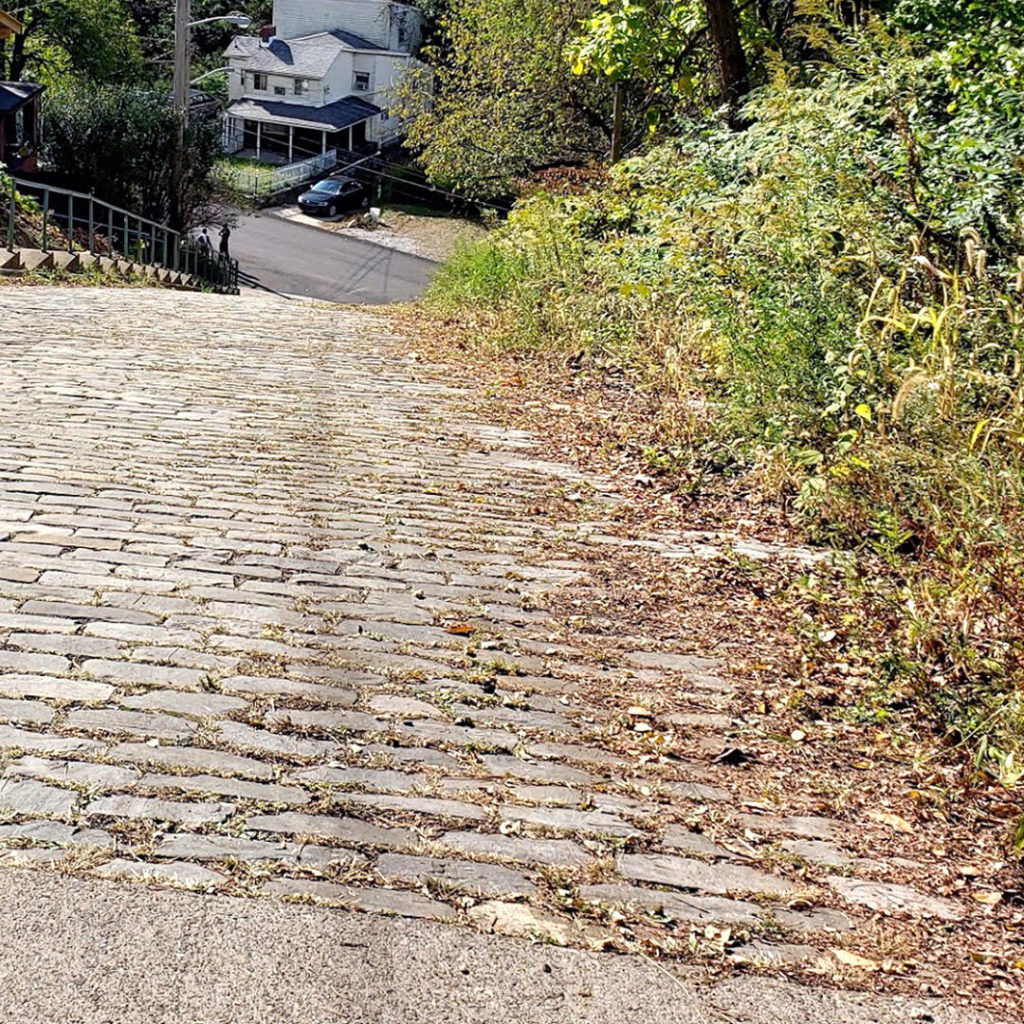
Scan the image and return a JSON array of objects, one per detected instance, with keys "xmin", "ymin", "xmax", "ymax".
[
  {"xmin": 610, "ymin": 80, "xmax": 624, "ymax": 164},
  {"xmin": 703, "ymin": 0, "xmax": 749, "ymax": 113}
]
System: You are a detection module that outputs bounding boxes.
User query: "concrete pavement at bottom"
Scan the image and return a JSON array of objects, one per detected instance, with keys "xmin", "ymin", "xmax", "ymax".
[
  {"xmin": 227, "ymin": 209, "xmax": 437, "ymax": 304},
  {"xmin": 0, "ymin": 867, "xmax": 988, "ymax": 1024}
]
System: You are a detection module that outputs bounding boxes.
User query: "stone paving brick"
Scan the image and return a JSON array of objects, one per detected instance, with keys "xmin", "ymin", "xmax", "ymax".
[
  {"xmin": 0, "ymin": 698, "xmax": 54, "ymax": 726},
  {"xmin": 5, "ymin": 633, "xmax": 122, "ymax": 658},
  {"xmin": 376, "ymin": 853, "xmax": 535, "ymax": 896},
  {"xmin": 214, "ymin": 721, "xmax": 337, "ymax": 760},
  {"xmin": 261, "ymin": 878, "xmax": 457, "ymax": 920},
  {"xmin": 5, "ymin": 755, "xmax": 140, "ymax": 790},
  {"xmin": 262, "ymin": 709, "xmax": 381, "ymax": 734},
  {"xmin": 85, "ymin": 795, "xmax": 232, "ymax": 825},
  {"xmin": 393, "ymin": 720, "xmax": 518, "ymax": 752},
  {"xmin": 245, "ymin": 812, "xmax": 415, "ymax": 849},
  {"xmin": 78, "ymin": 660, "xmax": 209, "ymax": 691},
  {"xmin": 478, "ymin": 754, "xmax": 594, "ymax": 786},
  {"xmin": 65, "ymin": 709, "xmax": 196, "ymax": 742},
  {"xmin": 501, "ymin": 804, "xmax": 642, "ymax": 838},
  {"xmin": 0, "ymin": 820, "xmax": 113, "ymax": 849},
  {"xmin": 360, "ymin": 744, "xmax": 462, "ymax": 769},
  {"xmin": 365, "ymin": 695, "xmax": 441, "ymax": 719},
  {"xmin": 108, "ymin": 742, "xmax": 275, "ymax": 780},
  {"xmin": 95, "ymin": 858, "xmax": 227, "ymax": 888},
  {"xmin": 20, "ymin": 601, "xmax": 159, "ymax": 625},
  {"xmin": 0, "ymin": 777, "xmax": 78, "ymax": 818},
  {"xmin": 618, "ymin": 853, "xmax": 799, "ymax": 896},
  {"xmin": 439, "ymin": 830, "xmax": 594, "ymax": 868},
  {"xmin": 0, "ymin": 674, "xmax": 114, "ymax": 702},
  {"xmin": 826, "ymin": 876, "xmax": 964, "ymax": 921},
  {"xmin": 218, "ymin": 676, "xmax": 358, "ymax": 705},
  {"xmin": 734, "ymin": 813, "xmax": 842, "ymax": 840},
  {"xmin": 119, "ymin": 690, "xmax": 247, "ymax": 718},
  {"xmin": 288, "ymin": 765, "xmax": 427, "ymax": 792},
  {"xmin": 136, "ymin": 773, "xmax": 310, "ymax": 805},
  {"xmin": 0, "ymin": 724, "xmax": 104, "ymax": 755},
  {"xmin": 0, "ymin": 650, "xmax": 70, "ymax": 676},
  {"xmin": 335, "ymin": 792, "xmax": 489, "ymax": 823},
  {"xmin": 524, "ymin": 742, "xmax": 627, "ymax": 767},
  {"xmin": 660, "ymin": 826, "xmax": 733, "ymax": 859}
]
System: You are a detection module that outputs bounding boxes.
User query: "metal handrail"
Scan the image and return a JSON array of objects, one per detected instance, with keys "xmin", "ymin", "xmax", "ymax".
[{"xmin": 2, "ymin": 175, "xmax": 239, "ymax": 293}]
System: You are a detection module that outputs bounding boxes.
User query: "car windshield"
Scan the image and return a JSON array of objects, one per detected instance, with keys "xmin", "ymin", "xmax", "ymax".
[{"xmin": 311, "ymin": 181, "xmax": 341, "ymax": 194}]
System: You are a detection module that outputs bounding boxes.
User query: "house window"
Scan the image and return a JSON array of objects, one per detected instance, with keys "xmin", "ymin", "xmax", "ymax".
[
  {"xmin": 294, "ymin": 78, "xmax": 309, "ymax": 96},
  {"xmin": 353, "ymin": 72, "xmax": 370, "ymax": 92},
  {"xmin": 252, "ymin": 73, "xmax": 268, "ymax": 91},
  {"xmin": 274, "ymin": 85, "xmax": 286, "ymax": 95}
]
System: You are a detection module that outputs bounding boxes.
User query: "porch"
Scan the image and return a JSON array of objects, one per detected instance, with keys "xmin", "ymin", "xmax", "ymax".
[
  {"xmin": 222, "ymin": 95, "xmax": 379, "ymax": 165},
  {"xmin": 0, "ymin": 81, "xmax": 43, "ymax": 173}
]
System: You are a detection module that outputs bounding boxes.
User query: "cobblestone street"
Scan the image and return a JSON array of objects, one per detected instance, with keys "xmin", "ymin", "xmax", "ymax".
[{"xmin": 0, "ymin": 288, "xmax": 993, "ymax": 1019}]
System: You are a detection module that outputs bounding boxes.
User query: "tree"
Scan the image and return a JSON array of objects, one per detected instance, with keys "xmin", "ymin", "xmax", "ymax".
[
  {"xmin": 703, "ymin": 0, "xmax": 748, "ymax": 109},
  {"xmin": 0, "ymin": 0, "xmax": 141, "ymax": 84},
  {"xmin": 398, "ymin": 0, "xmax": 610, "ymax": 196},
  {"xmin": 42, "ymin": 86, "xmax": 220, "ymax": 228}
]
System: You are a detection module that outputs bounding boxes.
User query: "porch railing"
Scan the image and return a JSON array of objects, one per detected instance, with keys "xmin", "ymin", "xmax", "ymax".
[
  {"xmin": 2, "ymin": 176, "xmax": 239, "ymax": 293},
  {"xmin": 214, "ymin": 148, "xmax": 338, "ymax": 199}
]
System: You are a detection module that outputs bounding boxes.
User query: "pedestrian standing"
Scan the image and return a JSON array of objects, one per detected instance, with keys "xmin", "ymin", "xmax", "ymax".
[
  {"xmin": 219, "ymin": 224, "xmax": 231, "ymax": 258},
  {"xmin": 197, "ymin": 227, "xmax": 212, "ymax": 252}
]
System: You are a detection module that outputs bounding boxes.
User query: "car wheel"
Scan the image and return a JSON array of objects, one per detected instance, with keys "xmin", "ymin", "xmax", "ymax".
[{"xmin": 328, "ymin": 203, "xmax": 337, "ymax": 217}]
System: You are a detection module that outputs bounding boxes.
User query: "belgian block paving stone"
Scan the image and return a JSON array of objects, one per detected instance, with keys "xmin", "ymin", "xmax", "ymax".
[
  {"xmin": 245, "ymin": 812, "xmax": 416, "ymax": 849},
  {"xmin": 618, "ymin": 854, "xmax": 799, "ymax": 896},
  {"xmin": 288, "ymin": 765, "xmax": 428, "ymax": 792},
  {"xmin": 263, "ymin": 709, "xmax": 382, "ymax": 734},
  {"xmin": 5, "ymin": 755, "xmax": 140, "ymax": 790},
  {"xmin": 501, "ymin": 804, "xmax": 642, "ymax": 838},
  {"xmin": 119, "ymin": 690, "xmax": 248, "ymax": 718},
  {"xmin": 0, "ymin": 820, "xmax": 114, "ymax": 849},
  {"xmin": 153, "ymin": 834, "xmax": 350, "ymax": 864},
  {"xmin": 95, "ymin": 858, "xmax": 227, "ymax": 888},
  {"xmin": 479, "ymin": 754, "xmax": 594, "ymax": 786},
  {"xmin": 85, "ymin": 795, "xmax": 233, "ymax": 825},
  {"xmin": 376, "ymin": 853, "xmax": 536, "ymax": 896},
  {"xmin": 0, "ymin": 724, "xmax": 104, "ymax": 756},
  {"xmin": 660, "ymin": 826, "xmax": 733, "ymax": 859},
  {"xmin": 0, "ymin": 650, "xmax": 70, "ymax": 675},
  {"xmin": 65, "ymin": 708, "xmax": 196, "ymax": 741},
  {"xmin": 0, "ymin": 698, "xmax": 54, "ymax": 726},
  {"xmin": 218, "ymin": 676, "xmax": 357, "ymax": 705},
  {"xmin": 735, "ymin": 813, "xmax": 842, "ymax": 840},
  {"xmin": 335, "ymin": 792, "xmax": 489, "ymax": 823},
  {"xmin": 79, "ymin": 659, "xmax": 208, "ymax": 690},
  {"xmin": 261, "ymin": 878, "xmax": 457, "ymax": 921},
  {"xmin": 826, "ymin": 876, "xmax": 965, "ymax": 921},
  {"xmin": 214, "ymin": 721, "xmax": 337, "ymax": 759},
  {"xmin": 579, "ymin": 883, "xmax": 766, "ymax": 926},
  {"xmin": 360, "ymin": 744, "xmax": 461, "ymax": 769},
  {"xmin": 439, "ymin": 830, "xmax": 594, "ymax": 868},
  {"xmin": 109, "ymin": 742, "xmax": 275, "ymax": 779},
  {"xmin": 0, "ymin": 778, "xmax": 78, "ymax": 818},
  {"xmin": 137, "ymin": 773, "xmax": 311, "ymax": 805}
]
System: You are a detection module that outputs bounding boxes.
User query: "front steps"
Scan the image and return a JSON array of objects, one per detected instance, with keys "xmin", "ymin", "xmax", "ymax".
[{"xmin": 1, "ymin": 247, "xmax": 203, "ymax": 290}]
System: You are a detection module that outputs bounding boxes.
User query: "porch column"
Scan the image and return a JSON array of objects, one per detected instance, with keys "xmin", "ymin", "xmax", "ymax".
[
  {"xmin": 346, "ymin": 126, "xmax": 353, "ymax": 151},
  {"xmin": 256, "ymin": 121, "xmax": 262, "ymax": 159},
  {"xmin": 321, "ymin": 130, "xmax": 327, "ymax": 155},
  {"xmin": 288, "ymin": 125, "xmax": 294, "ymax": 162}
]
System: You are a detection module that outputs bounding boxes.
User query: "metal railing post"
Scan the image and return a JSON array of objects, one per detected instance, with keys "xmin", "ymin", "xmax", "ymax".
[
  {"xmin": 41, "ymin": 189, "xmax": 49, "ymax": 251},
  {"xmin": 108, "ymin": 206, "xmax": 114, "ymax": 256},
  {"xmin": 123, "ymin": 213, "xmax": 129, "ymax": 261},
  {"xmin": 88, "ymin": 198, "xmax": 95, "ymax": 254},
  {"xmin": 5, "ymin": 177, "xmax": 14, "ymax": 251},
  {"xmin": 67, "ymin": 194, "xmax": 74, "ymax": 252}
]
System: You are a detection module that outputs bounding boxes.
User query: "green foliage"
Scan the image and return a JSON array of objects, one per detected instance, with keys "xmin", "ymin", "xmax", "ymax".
[
  {"xmin": 429, "ymin": 8, "xmax": 1024, "ymax": 777},
  {"xmin": 0, "ymin": 0, "xmax": 142, "ymax": 85},
  {"xmin": 398, "ymin": 0, "xmax": 611, "ymax": 196},
  {"xmin": 42, "ymin": 86, "xmax": 220, "ymax": 227}
]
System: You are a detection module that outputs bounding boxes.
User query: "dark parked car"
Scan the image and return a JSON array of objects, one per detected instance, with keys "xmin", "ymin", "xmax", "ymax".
[{"xmin": 297, "ymin": 176, "xmax": 369, "ymax": 217}]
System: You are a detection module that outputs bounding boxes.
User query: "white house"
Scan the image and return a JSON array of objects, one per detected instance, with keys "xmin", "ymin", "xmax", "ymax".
[{"xmin": 221, "ymin": 0, "xmax": 423, "ymax": 163}]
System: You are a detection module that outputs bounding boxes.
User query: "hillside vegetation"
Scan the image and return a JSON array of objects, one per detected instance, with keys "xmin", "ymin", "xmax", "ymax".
[{"xmin": 421, "ymin": 2, "xmax": 1024, "ymax": 795}]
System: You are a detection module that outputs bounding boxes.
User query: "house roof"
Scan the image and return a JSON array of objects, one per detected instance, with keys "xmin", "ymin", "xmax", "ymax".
[
  {"xmin": 226, "ymin": 95, "xmax": 381, "ymax": 132},
  {"xmin": 224, "ymin": 29, "xmax": 396, "ymax": 78},
  {"xmin": 0, "ymin": 81, "xmax": 43, "ymax": 115}
]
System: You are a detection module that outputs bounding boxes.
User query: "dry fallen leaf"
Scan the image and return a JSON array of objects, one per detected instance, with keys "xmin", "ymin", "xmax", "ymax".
[
  {"xmin": 868, "ymin": 810, "xmax": 913, "ymax": 834},
  {"xmin": 445, "ymin": 623, "xmax": 475, "ymax": 635},
  {"xmin": 832, "ymin": 948, "xmax": 880, "ymax": 971},
  {"xmin": 972, "ymin": 890, "xmax": 1002, "ymax": 905}
]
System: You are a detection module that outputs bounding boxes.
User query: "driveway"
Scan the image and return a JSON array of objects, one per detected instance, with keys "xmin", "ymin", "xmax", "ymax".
[{"xmin": 227, "ymin": 209, "xmax": 437, "ymax": 303}]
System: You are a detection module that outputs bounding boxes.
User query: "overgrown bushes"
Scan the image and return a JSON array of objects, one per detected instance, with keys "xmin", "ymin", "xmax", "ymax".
[{"xmin": 426, "ymin": 12, "xmax": 1024, "ymax": 778}]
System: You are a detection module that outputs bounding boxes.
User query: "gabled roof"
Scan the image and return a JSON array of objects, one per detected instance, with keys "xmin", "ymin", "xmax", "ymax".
[
  {"xmin": 224, "ymin": 30, "xmax": 398, "ymax": 78},
  {"xmin": 0, "ymin": 10, "xmax": 23, "ymax": 40},
  {"xmin": 0, "ymin": 81, "xmax": 43, "ymax": 114},
  {"xmin": 226, "ymin": 95, "xmax": 380, "ymax": 132}
]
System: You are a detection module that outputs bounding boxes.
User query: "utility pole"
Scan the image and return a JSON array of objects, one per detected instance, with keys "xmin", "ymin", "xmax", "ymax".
[{"xmin": 170, "ymin": 0, "xmax": 191, "ymax": 231}]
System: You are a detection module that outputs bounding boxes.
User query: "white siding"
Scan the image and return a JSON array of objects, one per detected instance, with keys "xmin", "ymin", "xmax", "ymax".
[{"xmin": 272, "ymin": 0, "xmax": 392, "ymax": 48}]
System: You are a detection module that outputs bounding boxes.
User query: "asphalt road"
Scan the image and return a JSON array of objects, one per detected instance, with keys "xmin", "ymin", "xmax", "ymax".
[
  {"xmin": 0, "ymin": 868, "xmax": 990, "ymax": 1024},
  {"xmin": 228, "ymin": 209, "xmax": 437, "ymax": 304}
]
